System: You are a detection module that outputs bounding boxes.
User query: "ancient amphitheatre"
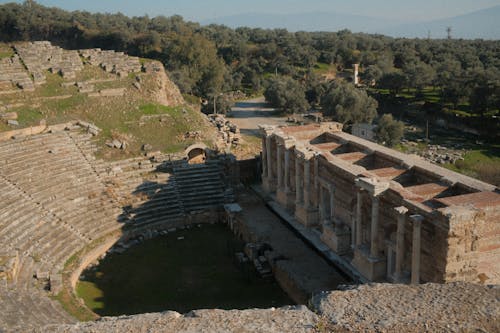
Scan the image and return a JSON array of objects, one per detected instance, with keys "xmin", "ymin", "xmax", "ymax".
[{"xmin": 0, "ymin": 41, "xmax": 498, "ymax": 333}]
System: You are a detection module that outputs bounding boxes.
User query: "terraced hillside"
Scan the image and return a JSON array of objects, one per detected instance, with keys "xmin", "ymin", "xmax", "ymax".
[{"xmin": 0, "ymin": 42, "xmax": 217, "ymax": 160}]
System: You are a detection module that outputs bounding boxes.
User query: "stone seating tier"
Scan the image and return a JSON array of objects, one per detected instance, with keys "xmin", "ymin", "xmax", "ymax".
[{"xmin": 0, "ymin": 129, "xmax": 236, "ymax": 331}]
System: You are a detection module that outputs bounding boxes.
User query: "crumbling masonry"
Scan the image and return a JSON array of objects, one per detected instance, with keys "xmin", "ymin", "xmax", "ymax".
[{"xmin": 261, "ymin": 123, "xmax": 500, "ymax": 284}]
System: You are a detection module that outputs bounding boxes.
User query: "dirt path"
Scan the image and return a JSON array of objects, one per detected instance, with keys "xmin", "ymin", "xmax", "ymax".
[{"xmin": 228, "ymin": 97, "xmax": 288, "ymax": 137}]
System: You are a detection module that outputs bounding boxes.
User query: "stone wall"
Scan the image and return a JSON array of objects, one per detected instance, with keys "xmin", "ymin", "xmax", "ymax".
[{"xmin": 445, "ymin": 206, "xmax": 500, "ymax": 283}]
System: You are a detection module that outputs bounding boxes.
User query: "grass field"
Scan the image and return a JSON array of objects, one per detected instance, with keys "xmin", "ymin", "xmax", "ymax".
[
  {"xmin": 445, "ymin": 147, "xmax": 500, "ymax": 186},
  {"xmin": 76, "ymin": 224, "xmax": 292, "ymax": 316}
]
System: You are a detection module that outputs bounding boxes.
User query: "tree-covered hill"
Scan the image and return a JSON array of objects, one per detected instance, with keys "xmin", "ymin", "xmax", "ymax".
[{"xmin": 1, "ymin": 1, "xmax": 499, "ymax": 103}]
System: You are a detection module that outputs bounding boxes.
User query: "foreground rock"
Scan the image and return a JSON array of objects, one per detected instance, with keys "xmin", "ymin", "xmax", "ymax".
[
  {"xmin": 37, "ymin": 307, "xmax": 317, "ymax": 333},
  {"xmin": 312, "ymin": 282, "xmax": 500, "ymax": 333}
]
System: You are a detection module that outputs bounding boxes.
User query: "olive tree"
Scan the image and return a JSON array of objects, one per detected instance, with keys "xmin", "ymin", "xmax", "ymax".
[
  {"xmin": 375, "ymin": 114, "xmax": 405, "ymax": 147},
  {"xmin": 264, "ymin": 76, "xmax": 309, "ymax": 114},
  {"xmin": 320, "ymin": 81, "xmax": 378, "ymax": 125}
]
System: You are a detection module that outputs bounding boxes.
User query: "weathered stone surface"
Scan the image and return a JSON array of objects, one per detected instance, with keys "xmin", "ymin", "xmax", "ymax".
[
  {"xmin": 80, "ymin": 48, "xmax": 142, "ymax": 76},
  {"xmin": 35, "ymin": 307, "xmax": 317, "ymax": 333},
  {"xmin": 312, "ymin": 282, "xmax": 500, "ymax": 333},
  {"xmin": 0, "ymin": 53, "xmax": 34, "ymax": 92},
  {"xmin": 14, "ymin": 41, "xmax": 83, "ymax": 84},
  {"xmin": 0, "ymin": 112, "xmax": 18, "ymax": 120}
]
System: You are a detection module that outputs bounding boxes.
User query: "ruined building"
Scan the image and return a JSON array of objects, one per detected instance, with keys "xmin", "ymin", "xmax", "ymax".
[{"xmin": 261, "ymin": 123, "xmax": 500, "ymax": 284}]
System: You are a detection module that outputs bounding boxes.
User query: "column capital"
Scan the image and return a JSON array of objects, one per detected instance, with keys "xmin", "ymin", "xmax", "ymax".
[
  {"xmin": 394, "ymin": 206, "xmax": 409, "ymax": 215},
  {"xmin": 259, "ymin": 125, "xmax": 276, "ymax": 137},
  {"xmin": 355, "ymin": 177, "xmax": 389, "ymax": 196},
  {"xmin": 283, "ymin": 138, "xmax": 296, "ymax": 149},
  {"xmin": 410, "ymin": 214, "xmax": 424, "ymax": 226},
  {"xmin": 295, "ymin": 145, "xmax": 314, "ymax": 161}
]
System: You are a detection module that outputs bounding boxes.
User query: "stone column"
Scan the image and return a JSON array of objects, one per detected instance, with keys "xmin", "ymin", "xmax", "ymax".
[
  {"xmin": 284, "ymin": 149, "xmax": 290, "ymax": 192},
  {"xmin": 266, "ymin": 136, "xmax": 273, "ymax": 181},
  {"xmin": 277, "ymin": 145, "xmax": 283, "ymax": 189},
  {"xmin": 394, "ymin": 206, "xmax": 408, "ymax": 282},
  {"xmin": 314, "ymin": 156, "xmax": 319, "ymax": 196},
  {"xmin": 351, "ymin": 213, "xmax": 356, "ymax": 249},
  {"xmin": 319, "ymin": 185, "xmax": 325, "ymax": 220},
  {"xmin": 303, "ymin": 159, "xmax": 311, "ymax": 209},
  {"xmin": 262, "ymin": 137, "xmax": 268, "ymax": 178},
  {"xmin": 356, "ymin": 189, "xmax": 363, "ymax": 247},
  {"xmin": 410, "ymin": 214, "xmax": 423, "ymax": 285},
  {"xmin": 329, "ymin": 184, "xmax": 335, "ymax": 223},
  {"xmin": 370, "ymin": 196, "xmax": 380, "ymax": 258},
  {"xmin": 321, "ymin": 185, "xmax": 330, "ymax": 222},
  {"xmin": 295, "ymin": 155, "xmax": 302, "ymax": 204}
]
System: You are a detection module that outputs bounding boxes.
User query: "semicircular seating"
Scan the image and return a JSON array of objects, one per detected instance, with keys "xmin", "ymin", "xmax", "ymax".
[{"xmin": 0, "ymin": 129, "xmax": 233, "ymax": 331}]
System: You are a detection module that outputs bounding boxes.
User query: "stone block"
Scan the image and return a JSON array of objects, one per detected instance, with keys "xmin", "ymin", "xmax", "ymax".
[
  {"xmin": 276, "ymin": 188, "xmax": 296, "ymax": 211},
  {"xmin": 295, "ymin": 204, "xmax": 319, "ymax": 227},
  {"xmin": 321, "ymin": 223, "xmax": 351, "ymax": 255},
  {"xmin": 352, "ymin": 247, "xmax": 387, "ymax": 281}
]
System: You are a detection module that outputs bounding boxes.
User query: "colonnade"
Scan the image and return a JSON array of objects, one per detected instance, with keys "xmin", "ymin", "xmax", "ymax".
[{"xmin": 262, "ymin": 133, "xmax": 423, "ymax": 284}]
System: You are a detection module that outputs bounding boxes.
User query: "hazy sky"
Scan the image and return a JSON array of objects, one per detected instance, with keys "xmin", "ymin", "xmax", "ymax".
[{"xmin": 1, "ymin": 0, "xmax": 500, "ymax": 21}]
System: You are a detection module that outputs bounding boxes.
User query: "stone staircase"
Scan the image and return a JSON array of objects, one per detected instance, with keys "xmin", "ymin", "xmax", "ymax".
[{"xmin": 173, "ymin": 161, "xmax": 233, "ymax": 213}]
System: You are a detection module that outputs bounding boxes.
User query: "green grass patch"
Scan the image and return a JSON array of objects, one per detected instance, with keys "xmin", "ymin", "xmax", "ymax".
[
  {"xmin": 94, "ymin": 79, "xmax": 132, "ymax": 90},
  {"xmin": 44, "ymin": 94, "xmax": 88, "ymax": 114},
  {"xmin": 313, "ymin": 62, "xmax": 336, "ymax": 75},
  {"xmin": 15, "ymin": 107, "xmax": 45, "ymax": 125},
  {"xmin": 444, "ymin": 147, "xmax": 500, "ymax": 186},
  {"xmin": 138, "ymin": 103, "xmax": 175, "ymax": 115},
  {"xmin": 37, "ymin": 72, "xmax": 67, "ymax": 97},
  {"xmin": 0, "ymin": 43, "xmax": 14, "ymax": 59},
  {"xmin": 54, "ymin": 235, "xmax": 120, "ymax": 322},
  {"xmin": 77, "ymin": 224, "xmax": 293, "ymax": 316},
  {"xmin": 182, "ymin": 94, "xmax": 200, "ymax": 105},
  {"xmin": 0, "ymin": 50, "xmax": 14, "ymax": 60},
  {"xmin": 75, "ymin": 64, "xmax": 116, "ymax": 82}
]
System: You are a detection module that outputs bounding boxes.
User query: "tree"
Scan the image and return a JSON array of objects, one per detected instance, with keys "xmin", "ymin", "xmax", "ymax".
[
  {"xmin": 201, "ymin": 93, "xmax": 234, "ymax": 115},
  {"xmin": 467, "ymin": 69, "xmax": 500, "ymax": 117},
  {"xmin": 375, "ymin": 114, "xmax": 404, "ymax": 147},
  {"xmin": 403, "ymin": 61, "xmax": 435, "ymax": 92},
  {"xmin": 377, "ymin": 72, "xmax": 407, "ymax": 95},
  {"xmin": 361, "ymin": 65, "xmax": 382, "ymax": 85},
  {"xmin": 304, "ymin": 70, "xmax": 326, "ymax": 106},
  {"xmin": 320, "ymin": 81, "xmax": 378, "ymax": 125},
  {"xmin": 442, "ymin": 81, "xmax": 468, "ymax": 108},
  {"xmin": 264, "ymin": 76, "xmax": 309, "ymax": 114}
]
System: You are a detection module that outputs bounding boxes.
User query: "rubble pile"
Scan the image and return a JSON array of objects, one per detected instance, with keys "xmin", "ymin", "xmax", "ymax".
[{"xmin": 208, "ymin": 114, "xmax": 241, "ymax": 147}]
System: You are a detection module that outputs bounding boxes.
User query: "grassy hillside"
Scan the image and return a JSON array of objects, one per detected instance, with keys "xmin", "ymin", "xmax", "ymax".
[{"xmin": 0, "ymin": 51, "xmax": 216, "ymax": 160}]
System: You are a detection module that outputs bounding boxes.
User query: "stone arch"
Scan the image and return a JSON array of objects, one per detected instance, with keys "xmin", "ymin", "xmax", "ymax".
[{"xmin": 185, "ymin": 143, "xmax": 208, "ymax": 164}]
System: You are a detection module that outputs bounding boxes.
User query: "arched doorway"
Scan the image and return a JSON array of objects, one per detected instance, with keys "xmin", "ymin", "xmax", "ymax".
[{"xmin": 185, "ymin": 143, "xmax": 208, "ymax": 164}]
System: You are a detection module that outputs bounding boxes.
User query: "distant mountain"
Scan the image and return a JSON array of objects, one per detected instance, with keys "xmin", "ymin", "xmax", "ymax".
[
  {"xmin": 382, "ymin": 5, "xmax": 500, "ymax": 39},
  {"xmin": 202, "ymin": 11, "xmax": 404, "ymax": 34},
  {"xmin": 202, "ymin": 6, "xmax": 500, "ymax": 40}
]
